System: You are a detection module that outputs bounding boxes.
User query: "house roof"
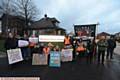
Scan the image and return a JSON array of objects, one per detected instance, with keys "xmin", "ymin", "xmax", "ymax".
[
  {"xmin": 97, "ymin": 32, "xmax": 111, "ymax": 36},
  {"xmin": 29, "ymin": 15, "xmax": 65, "ymax": 31},
  {"xmin": 115, "ymin": 32, "xmax": 120, "ymax": 35},
  {"xmin": 1, "ymin": 14, "xmax": 24, "ymax": 20}
]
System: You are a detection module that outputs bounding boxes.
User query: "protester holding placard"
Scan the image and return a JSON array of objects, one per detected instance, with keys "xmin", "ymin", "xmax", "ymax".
[
  {"xmin": 64, "ymin": 35, "xmax": 72, "ymax": 48},
  {"xmin": 4, "ymin": 33, "xmax": 23, "ymax": 68},
  {"xmin": 19, "ymin": 34, "xmax": 30, "ymax": 60},
  {"xmin": 4, "ymin": 33, "xmax": 18, "ymax": 50},
  {"xmin": 43, "ymin": 45, "xmax": 50, "ymax": 64},
  {"xmin": 76, "ymin": 42, "xmax": 86, "ymax": 58}
]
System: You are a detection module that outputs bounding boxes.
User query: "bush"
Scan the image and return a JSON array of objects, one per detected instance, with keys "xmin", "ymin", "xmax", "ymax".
[{"xmin": 0, "ymin": 39, "xmax": 6, "ymax": 52}]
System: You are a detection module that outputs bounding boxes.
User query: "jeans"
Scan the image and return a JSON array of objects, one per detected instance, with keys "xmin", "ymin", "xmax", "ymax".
[
  {"xmin": 106, "ymin": 48, "xmax": 114, "ymax": 59},
  {"xmin": 97, "ymin": 50, "xmax": 105, "ymax": 64}
]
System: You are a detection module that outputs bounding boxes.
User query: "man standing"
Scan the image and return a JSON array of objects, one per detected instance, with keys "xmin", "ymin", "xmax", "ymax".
[
  {"xmin": 106, "ymin": 36, "xmax": 116, "ymax": 59},
  {"xmin": 97, "ymin": 36, "xmax": 108, "ymax": 64},
  {"xmin": 64, "ymin": 35, "xmax": 71, "ymax": 48}
]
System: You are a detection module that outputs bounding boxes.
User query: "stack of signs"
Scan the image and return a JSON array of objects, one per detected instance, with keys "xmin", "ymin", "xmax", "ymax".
[
  {"xmin": 61, "ymin": 49, "xmax": 73, "ymax": 62},
  {"xmin": 32, "ymin": 54, "xmax": 48, "ymax": 65},
  {"xmin": 7, "ymin": 48, "xmax": 23, "ymax": 64},
  {"xmin": 49, "ymin": 51, "xmax": 61, "ymax": 67}
]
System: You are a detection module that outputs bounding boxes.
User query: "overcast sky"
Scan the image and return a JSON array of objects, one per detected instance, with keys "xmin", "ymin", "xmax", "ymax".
[{"xmin": 34, "ymin": 0, "xmax": 120, "ymax": 34}]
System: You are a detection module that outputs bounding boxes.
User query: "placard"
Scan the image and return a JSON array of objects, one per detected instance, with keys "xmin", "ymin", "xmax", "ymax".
[
  {"xmin": 49, "ymin": 51, "xmax": 61, "ymax": 67},
  {"xmin": 61, "ymin": 49, "xmax": 73, "ymax": 62},
  {"xmin": 18, "ymin": 40, "xmax": 29, "ymax": 47},
  {"xmin": 39, "ymin": 35, "xmax": 64, "ymax": 42},
  {"xmin": 29, "ymin": 37, "xmax": 39, "ymax": 43},
  {"xmin": 32, "ymin": 54, "xmax": 48, "ymax": 65},
  {"xmin": 7, "ymin": 48, "xmax": 23, "ymax": 64}
]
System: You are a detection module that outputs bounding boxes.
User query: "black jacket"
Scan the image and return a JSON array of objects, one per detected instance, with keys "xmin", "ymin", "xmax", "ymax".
[
  {"xmin": 4, "ymin": 37, "xmax": 18, "ymax": 50},
  {"xmin": 107, "ymin": 39, "xmax": 116, "ymax": 49}
]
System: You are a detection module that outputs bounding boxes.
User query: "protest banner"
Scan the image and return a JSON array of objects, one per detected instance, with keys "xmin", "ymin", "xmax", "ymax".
[
  {"xmin": 61, "ymin": 49, "xmax": 73, "ymax": 62},
  {"xmin": 49, "ymin": 51, "xmax": 61, "ymax": 67},
  {"xmin": 7, "ymin": 48, "xmax": 23, "ymax": 64},
  {"xmin": 18, "ymin": 40, "xmax": 29, "ymax": 47},
  {"xmin": 39, "ymin": 35, "xmax": 64, "ymax": 42},
  {"xmin": 29, "ymin": 37, "xmax": 39, "ymax": 44},
  {"xmin": 32, "ymin": 54, "xmax": 48, "ymax": 65}
]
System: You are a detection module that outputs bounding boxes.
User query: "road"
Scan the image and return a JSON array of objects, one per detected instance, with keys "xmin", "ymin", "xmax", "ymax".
[{"xmin": 0, "ymin": 54, "xmax": 120, "ymax": 80}]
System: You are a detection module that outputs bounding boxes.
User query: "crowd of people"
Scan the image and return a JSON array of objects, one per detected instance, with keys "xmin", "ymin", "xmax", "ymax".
[
  {"xmin": 4, "ymin": 33, "xmax": 116, "ymax": 67},
  {"xmin": 62, "ymin": 34, "xmax": 116, "ymax": 64}
]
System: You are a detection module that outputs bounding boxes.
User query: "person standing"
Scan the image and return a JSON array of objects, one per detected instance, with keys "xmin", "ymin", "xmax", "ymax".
[
  {"xmin": 4, "ymin": 33, "xmax": 18, "ymax": 50},
  {"xmin": 97, "ymin": 36, "xmax": 108, "ymax": 64},
  {"xmin": 20, "ymin": 34, "xmax": 30, "ymax": 60},
  {"xmin": 76, "ymin": 42, "xmax": 86, "ymax": 58},
  {"xmin": 4, "ymin": 33, "xmax": 18, "ymax": 68},
  {"xmin": 43, "ymin": 45, "xmax": 50, "ymax": 64},
  {"xmin": 106, "ymin": 36, "xmax": 116, "ymax": 59},
  {"xmin": 86, "ymin": 39, "xmax": 94, "ymax": 63},
  {"xmin": 64, "ymin": 35, "xmax": 71, "ymax": 48}
]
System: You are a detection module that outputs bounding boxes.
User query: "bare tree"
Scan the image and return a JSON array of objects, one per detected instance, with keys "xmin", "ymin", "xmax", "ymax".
[
  {"xmin": 14, "ymin": 0, "xmax": 38, "ymax": 29},
  {"xmin": 0, "ymin": 0, "xmax": 16, "ymax": 15}
]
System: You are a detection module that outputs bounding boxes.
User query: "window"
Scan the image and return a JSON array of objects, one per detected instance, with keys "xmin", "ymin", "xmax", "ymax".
[{"xmin": 55, "ymin": 22, "xmax": 59, "ymax": 26}]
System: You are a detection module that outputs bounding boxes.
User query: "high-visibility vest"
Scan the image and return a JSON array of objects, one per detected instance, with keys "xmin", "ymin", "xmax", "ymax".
[
  {"xmin": 64, "ymin": 37, "xmax": 71, "ymax": 45},
  {"xmin": 43, "ymin": 47, "xmax": 50, "ymax": 54},
  {"xmin": 76, "ymin": 46, "xmax": 86, "ymax": 52},
  {"xmin": 29, "ymin": 42, "xmax": 36, "ymax": 48}
]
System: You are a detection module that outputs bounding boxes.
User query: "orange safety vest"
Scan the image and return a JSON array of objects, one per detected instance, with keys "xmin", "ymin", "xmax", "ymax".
[
  {"xmin": 43, "ymin": 47, "xmax": 50, "ymax": 54},
  {"xmin": 76, "ymin": 46, "xmax": 86, "ymax": 52},
  {"xmin": 29, "ymin": 42, "xmax": 36, "ymax": 48},
  {"xmin": 64, "ymin": 37, "xmax": 71, "ymax": 45}
]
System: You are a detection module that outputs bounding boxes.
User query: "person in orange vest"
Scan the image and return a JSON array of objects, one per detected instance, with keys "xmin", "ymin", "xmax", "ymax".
[
  {"xmin": 64, "ymin": 35, "xmax": 71, "ymax": 48},
  {"xmin": 76, "ymin": 42, "xmax": 86, "ymax": 58},
  {"xmin": 43, "ymin": 45, "xmax": 50, "ymax": 55},
  {"xmin": 43, "ymin": 45, "xmax": 50, "ymax": 64}
]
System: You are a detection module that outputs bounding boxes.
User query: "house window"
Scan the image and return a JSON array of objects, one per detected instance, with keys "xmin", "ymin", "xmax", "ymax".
[
  {"xmin": 58, "ymin": 30, "xmax": 61, "ymax": 35},
  {"xmin": 55, "ymin": 22, "xmax": 59, "ymax": 26}
]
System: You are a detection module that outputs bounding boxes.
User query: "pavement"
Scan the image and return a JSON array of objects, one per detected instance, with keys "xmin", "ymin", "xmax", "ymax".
[
  {"xmin": 0, "ymin": 43, "xmax": 120, "ymax": 80},
  {"xmin": 114, "ymin": 42, "xmax": 120, "ymax": 55}
]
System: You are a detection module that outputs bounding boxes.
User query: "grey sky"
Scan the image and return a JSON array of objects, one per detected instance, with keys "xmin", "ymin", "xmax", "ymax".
[{"xmin": 34, "ymin": 0, "xmax": 120, "ymax": 34}]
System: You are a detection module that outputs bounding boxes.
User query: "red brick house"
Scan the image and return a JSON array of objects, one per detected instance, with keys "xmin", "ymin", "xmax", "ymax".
[
  {"xmin": 1, "ymin": 14, "xmax": 26, "ymax": 36},
  {"xmin": 97, "ymin": 32, "xmax": 111, "ymax": 39},
  {"xmin": 27, "ymin": 14, "xmax": 66, "ymax": 36}
]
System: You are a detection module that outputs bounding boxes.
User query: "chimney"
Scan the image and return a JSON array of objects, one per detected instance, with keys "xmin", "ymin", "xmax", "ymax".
[{"xmin": 44, "ymin": 14, "xmax": 47, "ymax": 18}]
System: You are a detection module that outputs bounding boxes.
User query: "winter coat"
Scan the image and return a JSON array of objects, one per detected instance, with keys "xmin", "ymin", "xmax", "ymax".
[
  {"xmin": 97, "ymin": 40, "xmax": 108, "ymax": 51},
  {"xmin": 4, "ymin": 37, "xmax": 18, "ymax": 50}
]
